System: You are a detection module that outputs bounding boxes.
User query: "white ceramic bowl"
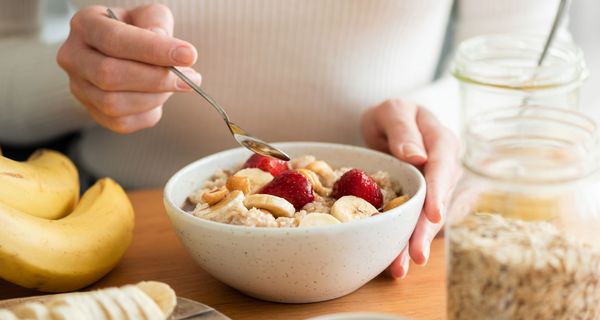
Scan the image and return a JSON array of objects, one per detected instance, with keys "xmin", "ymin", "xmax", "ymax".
[{"xmin": 164, "ymin": 142, "xmax": 426, "ymax": 303}]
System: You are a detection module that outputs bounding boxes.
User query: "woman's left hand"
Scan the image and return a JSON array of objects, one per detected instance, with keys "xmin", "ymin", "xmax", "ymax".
[{"xmin": 361, "ymin": 99, "xmax": 461, "ymax": 279}]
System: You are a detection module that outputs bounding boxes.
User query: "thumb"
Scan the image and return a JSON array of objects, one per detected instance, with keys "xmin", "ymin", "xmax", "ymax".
[
  {"xmin": 128, "ymin": 4, "xmax": 174, "ymax": 37},
  {"xmin": 379, "ymin": 100, "xmax": 428, "ymax": 166}
]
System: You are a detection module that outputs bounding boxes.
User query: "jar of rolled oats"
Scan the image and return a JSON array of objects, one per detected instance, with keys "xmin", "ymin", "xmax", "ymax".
[
  {"xmin": 446, "ymin": 106, "xmax": 600, "ymax": 320},
  {"xmin": 453, "ymin": 34, "xmax": 587, "ymax": 128}
]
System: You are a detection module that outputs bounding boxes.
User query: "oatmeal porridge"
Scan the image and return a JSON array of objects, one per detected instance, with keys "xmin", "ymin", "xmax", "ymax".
[{"xmin": 185, "ymin": 154, "xmax": 409, "ymax": 227}]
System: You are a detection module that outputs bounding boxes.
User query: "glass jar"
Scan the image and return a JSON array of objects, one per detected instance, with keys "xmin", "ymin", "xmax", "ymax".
[
  {"xmin": 453, "ymin": 34, "xmax": 588, "ymax": 127},
  {"xmin": 446, "ymin": 106, "xmax": 600, "ymax": 320}
]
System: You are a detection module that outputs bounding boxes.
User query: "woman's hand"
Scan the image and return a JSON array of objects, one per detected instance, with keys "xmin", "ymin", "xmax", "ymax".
[
  {"xmin": 362, "ymin": 99, "xmax": 461, "ymax": 279},
  {"xmin": 57, "ymin": 4, "xmax": 200, "ymax": 133}
]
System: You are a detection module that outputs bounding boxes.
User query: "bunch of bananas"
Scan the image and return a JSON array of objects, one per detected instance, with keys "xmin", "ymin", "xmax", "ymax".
[{"xmin": 0, "ymin": 148, "xmax": 134, "ymax": 292}]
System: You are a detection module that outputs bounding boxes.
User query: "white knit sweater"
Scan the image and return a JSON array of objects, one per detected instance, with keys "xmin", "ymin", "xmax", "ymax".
[{"xmin": 0, "ymin": 0, "xmax": 569, "ymax": 188}]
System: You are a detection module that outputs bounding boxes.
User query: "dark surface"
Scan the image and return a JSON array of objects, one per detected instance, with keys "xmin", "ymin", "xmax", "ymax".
[
  {"xmin": 1, "ymin": 131, "xmax": 97, "ymax": 192},
  {"xmin": 0, "ymin": 132, "xmax": 79, "ymax": 161}
]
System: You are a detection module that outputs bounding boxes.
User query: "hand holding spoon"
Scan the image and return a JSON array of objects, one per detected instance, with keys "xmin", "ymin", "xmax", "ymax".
[{"xmin": 106, "ymin": 8, "xmax": 290, "ymax": 161}]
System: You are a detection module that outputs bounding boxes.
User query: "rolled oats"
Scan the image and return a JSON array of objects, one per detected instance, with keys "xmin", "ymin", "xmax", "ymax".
[{"xmin": 448, "ymin": 214, "xmax": 600, "ymax": 320}]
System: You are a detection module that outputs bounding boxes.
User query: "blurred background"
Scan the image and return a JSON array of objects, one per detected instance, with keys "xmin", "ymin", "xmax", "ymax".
[
  {"xmin": 571, "ymin": 0, "xmax": 600, "ymax": 122},
  {"xmin": 1, "ymin": 0, "xmax": 599, "ymax": 160}
]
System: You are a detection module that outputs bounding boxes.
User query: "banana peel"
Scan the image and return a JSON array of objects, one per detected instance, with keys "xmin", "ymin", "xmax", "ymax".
[
  {"xmin": 0, "ymin": 178, "xmax": 134, "ymax": 292},
  {"xmin": 0, "ymin": 149, "xmax": 79, "ymax": 219}
]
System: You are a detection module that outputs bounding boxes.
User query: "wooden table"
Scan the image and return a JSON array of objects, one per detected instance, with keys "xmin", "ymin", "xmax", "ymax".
[{"xmin": 0, "ymin": 189, "xmax": 446, "ymax": 319}]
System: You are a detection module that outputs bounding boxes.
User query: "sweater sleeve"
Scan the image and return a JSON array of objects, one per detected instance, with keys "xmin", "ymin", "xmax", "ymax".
[
  {"xmin": 0, "ymin": 0, "xmax": 93, "ymax": 146},
  {"xmin": 405, "ymin": 0, "xmax": 571, "ymax": 134}
]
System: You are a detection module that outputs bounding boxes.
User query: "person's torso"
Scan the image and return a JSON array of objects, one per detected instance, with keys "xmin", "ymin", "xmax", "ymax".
[{"xmin": 73, "ymin": 0, "xmax": 453, "ymax": 187}]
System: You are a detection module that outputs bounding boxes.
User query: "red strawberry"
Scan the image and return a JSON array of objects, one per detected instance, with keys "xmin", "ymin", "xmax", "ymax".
[
  {"xmin": 331, "ymin": 169, "xmax": 383, "ymax": 209},
  {"xmin": 259, "ymin": 171, "xmax": 315, "ymax": 210},
  {"xmin": 242, "ymin": 154, "xmax": 289, "ymax": 176}
]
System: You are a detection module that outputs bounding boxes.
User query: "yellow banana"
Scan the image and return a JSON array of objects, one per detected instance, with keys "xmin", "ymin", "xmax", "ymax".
[
  {"xmin": 0, "ymin": 149, "xmax": 79, "ymax": 219},
  {"xmin": 0, "ymin": 178, "xmax": 134, "ymax": 292}
]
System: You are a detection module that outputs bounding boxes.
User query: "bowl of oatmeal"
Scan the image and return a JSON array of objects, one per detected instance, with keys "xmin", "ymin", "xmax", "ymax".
[{"xmin": 164, "ymin": 142, "xmax": 425, "ymax": 303}]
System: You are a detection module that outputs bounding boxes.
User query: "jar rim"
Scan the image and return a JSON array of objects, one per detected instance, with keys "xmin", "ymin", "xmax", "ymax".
[
  {"xmin": 453, "ymin": 33, "xmax": 587, "ymax": 90},
  {"xmin": 463, "ymin": 106, "xmax": 600, "ymax": 184}
]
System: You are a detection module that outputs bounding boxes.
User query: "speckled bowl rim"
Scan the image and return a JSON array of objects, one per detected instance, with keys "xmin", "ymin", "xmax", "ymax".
[{"xmin": 164, "ymin": 142, "xmax": 426, "ymax": 234}]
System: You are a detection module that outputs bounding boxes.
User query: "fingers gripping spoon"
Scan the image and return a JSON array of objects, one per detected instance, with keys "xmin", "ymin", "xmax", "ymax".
[{"xmin": 106, "ymin": 8, "xmax": 291, "ymax": 161}]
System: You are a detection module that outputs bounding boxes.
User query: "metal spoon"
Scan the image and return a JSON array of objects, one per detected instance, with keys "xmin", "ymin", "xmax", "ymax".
[
  {"xmin": 106, "ymin": 8, "xmax": 290, "ymax": 161},
  {"xmin": 522, "ymin": 0, "xmax": 569, "ymax": 105},
  {"xmin": 537, "ymin": 0, "xmax": 570, "ymax": 67}
]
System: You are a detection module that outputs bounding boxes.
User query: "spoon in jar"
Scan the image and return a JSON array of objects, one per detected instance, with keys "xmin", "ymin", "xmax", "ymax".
[
  {"xmin": 106, "ymin": 8, "xmax": 291, "ymax": 161},
  {"xmin": 522, "ymin": 0, "xmax": 569, "ymax": 105}
]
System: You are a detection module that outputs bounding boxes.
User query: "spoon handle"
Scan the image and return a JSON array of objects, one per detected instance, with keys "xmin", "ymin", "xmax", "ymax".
[
  {"xmin": 537, "ymin": 0, "xmax": 569, "ymax": 66},
  {"xmin": 168, "ymin": 66, "xmax": 230, "ymax": 122},
  {"xmin": 105, "ymin": 8, "xmax": 230, "ymax": 123}
]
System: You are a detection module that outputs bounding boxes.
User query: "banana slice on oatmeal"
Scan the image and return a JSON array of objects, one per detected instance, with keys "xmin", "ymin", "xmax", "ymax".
[
  {"xmin": 232, "ymin": 168, "xmax": 274, "ymax": 194},
  {"xmin": 299, "ymin": 213, "xmax": 341, "ymax": 227},
  {"xmin": 289, "ymin": 155, "xmax": 316, "ymax": 169},
  {"xmin": 295, "ymin": 169, "xmax": 331, "ymax": 197},
  {"xmin": 330, "ymin": 196, "xmax": 379, "ymax": 222},
  {"xmin": 305, "ymin": 160, "xmax": 337, "ymax": 187},
  {"xmin": 244, "ymin": 194, "xmax": 295, "ymax": 217}
]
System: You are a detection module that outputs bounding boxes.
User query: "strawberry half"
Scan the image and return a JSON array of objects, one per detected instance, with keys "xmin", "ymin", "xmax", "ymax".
[
  {"xmin": 331, "ymin": 168, "xmax": 383, "ymax": 209},
  {"xmin": 242, "ymin": 154, "xmax": 289, "ymax": 177},
  {"xmin": 259, "ymin": 171, "xmax": 315, "ymax": 210}
]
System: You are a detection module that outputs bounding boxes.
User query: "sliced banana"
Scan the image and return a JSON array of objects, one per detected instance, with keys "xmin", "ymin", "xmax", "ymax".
[
  {"xmin": 104, "ymin": 287, "xmax": 143, "ymax": 319},
  {"xmin": 299, "ymin": 213, "xmax": 341, "ymax": 227},
  {"xmin": 295, "ymin": 169, "xmax": 331, "ymax": 197},
  {"xmin": 0, "ymin": 309, "xmax": 16, "ymax": 320},
  {"xmin": 0, "ymin": 282, "xmax": 174, "ymax": 320},
  {"xmin": 122, "ymin": 285, "xmax": 164, "ymax": 320},
  {"xmin": 137, "ymin": 281, "xmax": 177, "ymax": 317},
  {"xmin": 57, "ymin": 294, "xmax": 104, "ymax": 320},
  {"xmin": 243, "ymin": 194, "xmax": 295, "ymax": 218},
  {"xmin": 383, "ymin": 195, "xmax": 410, "ymax": 211},
  {"xmin": 194, "ymin": 190, "xmax": 247, "ymax": 220},
  {"xmin": 233, "ymin": 168, "xmax": 274, "ymax": 194},
  {"xmin": 306, "ymin": 160, "xmax": 337, "ymax": 187},
  {"xmin": 49, "ymin": 305, "xmax": 88, "ymax": 320},
  {"xmin": 289, "ymin": 155, "xmax": 316, "ymax": 169},
  {"xmin": 10, "ymin": 302, "xmax": 49, "ymax": 319},
  {"xmin": 331, "ymin": 196, "xmax": 379, "ymax": 222},
  {"xmin": 91, "ymin": 291, "xmax": 124, "ymax": 320}
]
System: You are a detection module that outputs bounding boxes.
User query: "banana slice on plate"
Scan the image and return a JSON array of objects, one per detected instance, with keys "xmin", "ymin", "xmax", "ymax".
[
  {"xmin": 105, "ymin": 287, "xmax": 144, "ymax": 319},
  {"xmin": 243, "ymin": 194, "xmax": 295, "ymax": 217},
  {"xmin": 49, "ymin": 304, "xmax": 88, "ymax": 320},
  {"xmin": 122, "ymin": 285, "xmax": 164, "ymax": 320},
  {"xmin": 194, "ymin": 190, "xmax": 247, "ymax": 219},
  {"xmin": 136, "ymin": 281, "xmax": 177, "ymax": 317},
  {"xmin": 331, "ymin": 196, "xmax": 379, "ymax": 222},
  {"xmin": 10, "ymin": 302, "xmax": 49, "ymax": 319},
  {"xmin": 0, "ymin": 309, "xmax": 16, "ymax": 320},
  {"xmin": 91, "ymin": 291, "xmax": 124, "ymax": 320},
  {"xmin": 54, "ymin": 294, "xmax": 104, "ymax": 320},
  {"xmin": 233, "ymin": 168, "xmax": 274, "ymax": 194},
  {"xmin": 299, "ymin": 213, "xmax": 341, "ymax": 227}
]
